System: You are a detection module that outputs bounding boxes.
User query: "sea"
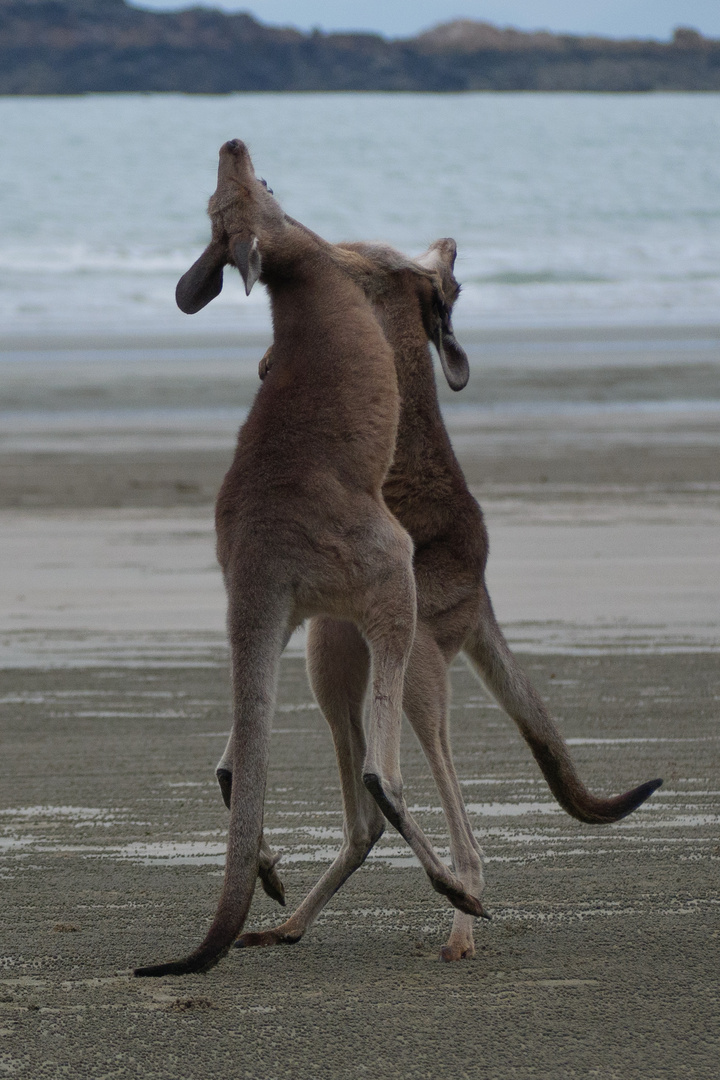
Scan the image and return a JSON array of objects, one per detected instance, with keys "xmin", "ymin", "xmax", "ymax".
[
  {"xmin": 2, "ymin": 91, "xmax": 720, "ymax": 338},
  {"xmin": 2, "ymin": 93, "xmax": 720, "ymax": 664}
]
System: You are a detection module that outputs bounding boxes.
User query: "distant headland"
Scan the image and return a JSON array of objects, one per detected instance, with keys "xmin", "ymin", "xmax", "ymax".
[{"xmin": 1, "ymin": 0, "xmax": 718, "ymax": 94}]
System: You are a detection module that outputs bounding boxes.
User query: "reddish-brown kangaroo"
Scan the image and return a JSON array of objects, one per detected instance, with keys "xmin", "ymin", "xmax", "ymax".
[
  {"xmin": 134, "ymin": 142, "xmax": 486, "ymax": 977},
  {"xmin": 221, "ymin": 238, "xmax": 662, "ymax": 962}
]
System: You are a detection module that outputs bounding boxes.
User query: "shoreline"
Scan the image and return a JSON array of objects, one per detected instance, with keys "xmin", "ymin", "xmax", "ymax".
[
  {"xmin": 1, "ymin": 319, "xmax": 718, "ymax": 661},
  {"xmin": 2, "ymin": 492, "xmax": 718, "ymax": 668},
  {"xmin": 3, "ymin": 319, "xmax": 720, "ymax": 354},
  {"xmin": 2, "ymin": 321, "xmax": 719, "ymax": 422}
]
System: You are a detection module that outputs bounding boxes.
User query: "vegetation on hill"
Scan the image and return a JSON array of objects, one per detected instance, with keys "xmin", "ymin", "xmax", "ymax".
[{"xmin": 1, "ymin": 0, "xmax": 718, "ymax": 93}]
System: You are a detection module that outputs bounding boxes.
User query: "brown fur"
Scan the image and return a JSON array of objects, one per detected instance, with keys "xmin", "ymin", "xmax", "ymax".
[
  {"xmin": 231, "ymin": 238, "xmax": 662, "ymax": 962},
  {"xmin": 134, "ymin": 141, "xmax": 484, "ymax": 978}
]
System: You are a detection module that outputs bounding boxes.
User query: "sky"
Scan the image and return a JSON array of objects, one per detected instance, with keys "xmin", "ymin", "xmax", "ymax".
[{"xmin": 130, "ymin": 1, "xmax": 720, "ymax": 40}]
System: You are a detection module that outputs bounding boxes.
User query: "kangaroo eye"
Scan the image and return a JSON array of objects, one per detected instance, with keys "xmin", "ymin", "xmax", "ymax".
[{"xmin": 259, "ymin": 177, "xmax": 274, "ymax": 195}]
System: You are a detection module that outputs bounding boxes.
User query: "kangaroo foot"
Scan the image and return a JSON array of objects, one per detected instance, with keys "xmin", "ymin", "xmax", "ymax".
[
  {"xmin": 440, "ymin": 935, "xmax": 476, "ymax": 962},
  {"xmin": 235, "ymin": 925, "xmax": 302, "ymax": 949},
  {"xmin": 363, "ymin": 772, "xmax": 490, "ymax": 920},
  {"xmin": 431, "ymin": 874, "xmax": 490, "ymax": 919},
  {"xmin": 439, "ymin": 943, "xmax": 475, "ymax": 962},
  {"xmin": 216, "ymin": 767, "xmax": 232, "ymax": 809},
  {"xmin": 258, "ymin": 856, "xmax": 286, "ymax": 906}
]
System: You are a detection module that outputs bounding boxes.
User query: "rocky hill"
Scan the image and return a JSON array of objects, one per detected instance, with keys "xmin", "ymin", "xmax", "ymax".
[{"xmin": 1, "ymin": 0, "xmax": 718, "ymax": 93}]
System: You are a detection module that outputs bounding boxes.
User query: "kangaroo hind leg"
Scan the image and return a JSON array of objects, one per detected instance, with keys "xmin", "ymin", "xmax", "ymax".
[
  {"xmin": 403, "ymin": 625, "xmax": 486, "ymax": 960},
  {"xmin": 237, "ymin": 617, "xmax": 384, "ymax": 949},
  {"xmin": 357, "ymin": 512, "xmax": 486, "ymax": 920},
  {"xmin": 215, "ymin": 621, "xmax": 298, "ymax": 905},
  {"xmin": 135, "ymin": 583, "xmax": 291, "ymax": 976}
]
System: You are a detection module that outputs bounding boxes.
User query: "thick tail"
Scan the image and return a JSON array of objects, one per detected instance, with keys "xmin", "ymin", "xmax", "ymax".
[
  {"xmin": 463, "ymin": 589, "xmax": 662, "ymax": 825},
  {"xmin": 135, "ymin": 589, "xmax": 288, "ymax": 977}
]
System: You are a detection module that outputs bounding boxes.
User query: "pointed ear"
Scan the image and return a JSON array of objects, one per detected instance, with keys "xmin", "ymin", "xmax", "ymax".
[
  {"xmin": 431, "ymin": 290, "xmax": 469, "ymax": 391},
  {"xmin": 176, "ymin": 242, "xmax": 226, "ymax": 314},
  {"xmin": 232, "ymin": 236, "xmax": 262, "ymax": 296}
]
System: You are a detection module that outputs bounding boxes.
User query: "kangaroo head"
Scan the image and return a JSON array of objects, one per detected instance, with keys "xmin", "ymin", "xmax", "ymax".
[
  {"xmin": 414, "ymin": 238, "xmax": 469, "ymax": 392},
  {"xmin": 176, "ymin": 139, "xmax": 289, "ymax": 314},
  {"xmin": 335, "ymin": 238, "xmax": 469, "ymax": 392}
]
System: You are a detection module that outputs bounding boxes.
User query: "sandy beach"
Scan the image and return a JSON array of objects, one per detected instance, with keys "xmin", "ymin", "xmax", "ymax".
[{"xmin": 1, "ymin": 324, "xmax": 719, "ymax": 1079}]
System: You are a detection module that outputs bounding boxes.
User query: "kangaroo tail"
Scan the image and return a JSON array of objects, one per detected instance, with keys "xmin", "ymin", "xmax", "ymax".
[
  {"xmin": 135, "ymin": 590, "xmax": 288, "ymax": 976},
  {"xmin": 463, "ymin": 588, "xmax": 662, "ymax": 825}
]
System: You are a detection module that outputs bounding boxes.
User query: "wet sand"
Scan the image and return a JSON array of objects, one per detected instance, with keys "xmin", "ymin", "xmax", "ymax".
[
  {"xmin": 1, "ymin": 495, "xmax": 719, "ymax": 663},
  {"xmin": 1, "ymin": 654, "xmax": 718, "ymax": 1079},
  {"xmin": 2, "ymin": 324, "xmax": 720, "ymax": 508},
  {"xmin": 0, "ymin": 325, "xmax": 718, "ymax": 1078}
]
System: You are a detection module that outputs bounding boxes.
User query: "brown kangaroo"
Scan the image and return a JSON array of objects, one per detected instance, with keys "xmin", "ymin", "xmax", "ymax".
[
  {"xmin": 227, "ymin": 238, "xmax": 662, "ymax": 961},
  {"xmin": 134, "ymin": 142, "xmax": 485, "ymax": 977}
]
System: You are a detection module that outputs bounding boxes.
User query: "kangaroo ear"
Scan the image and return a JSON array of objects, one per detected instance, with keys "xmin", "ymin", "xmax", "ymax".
[
  {"xmin": 176, "ymin": 242, "xmax": 226, "ymax": 314},
  {"xmin": 232, "ymin": 236, "xmax": 262, "ymax": 296},
  {"xmin": 432, "ymin": 290, "xmax": 469, "ymax": 391}
]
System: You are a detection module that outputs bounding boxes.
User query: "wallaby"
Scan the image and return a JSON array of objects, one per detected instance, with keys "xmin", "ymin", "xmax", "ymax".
[
  {"xmin": 134, "ymin": 141, "xmax": 485, "ymax": 977},
  {"xmin": 225, "ymin": 238, "xmax": 662, "ymax": 962}
]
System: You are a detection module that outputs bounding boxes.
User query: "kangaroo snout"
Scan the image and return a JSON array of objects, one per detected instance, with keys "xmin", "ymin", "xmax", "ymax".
[{"xmin": 217, "ymin": 139, "xmax": 253, "ymax": 182}]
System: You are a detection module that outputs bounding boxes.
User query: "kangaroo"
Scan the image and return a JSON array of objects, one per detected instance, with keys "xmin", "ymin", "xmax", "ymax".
[
  {"xmin": 226, "ymin": 238, "xmax": 662, "ymax": 961},
  {"xmin": 134, "ymin": 142, "xmax": 485, "ymax": 977}
]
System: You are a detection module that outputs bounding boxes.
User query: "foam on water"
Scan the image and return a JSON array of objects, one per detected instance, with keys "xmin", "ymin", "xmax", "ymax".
[{"xmin": 3, "ymin": 93, "xmax": 720, "ymax": 336}]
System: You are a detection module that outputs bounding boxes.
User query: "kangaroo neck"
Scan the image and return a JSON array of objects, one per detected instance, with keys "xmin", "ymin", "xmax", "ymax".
[{"xmin": 266, "ymin": 262, "xmax": 370, "ymax": 355}]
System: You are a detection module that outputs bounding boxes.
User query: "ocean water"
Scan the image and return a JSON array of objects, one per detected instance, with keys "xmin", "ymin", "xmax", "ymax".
[{"xmin": 2, "ymin": 92, "xmax": 720, "ymax": 338}]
